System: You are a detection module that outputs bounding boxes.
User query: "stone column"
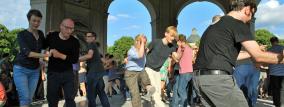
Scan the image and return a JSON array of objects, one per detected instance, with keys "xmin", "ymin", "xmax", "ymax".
[
  {"xmin": 45, "ymin": 0, "xmax": 64, "ymax": 33},
  {"xmin": 151, "ymin": 17, "xmax": 178, "ymax": 39},
  {"xmin": 90, "ymin": 8, "xmax": 108, "ymax": 55},
  {"xmin": 149, "ymin": 0, "xmax": 178, "ymax": 39}
]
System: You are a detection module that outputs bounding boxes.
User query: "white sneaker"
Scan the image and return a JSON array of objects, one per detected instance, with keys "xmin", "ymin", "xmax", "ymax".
[{"xmin": 144, "ymin": 86, "xmax": 155, "ymax": 101}]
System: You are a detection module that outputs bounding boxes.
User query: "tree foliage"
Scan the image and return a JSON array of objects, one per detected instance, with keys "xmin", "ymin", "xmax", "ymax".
[
  {"xmin": 0, "ymin": 24, "xmax": 23, "ymax": 60},
  {"xmin": 107, "ymin": 36, "xmax": 134, "ymax": 62},
  {"xmin": 255, "ymin": 29, "xmax": 275, "ymax": 46}
]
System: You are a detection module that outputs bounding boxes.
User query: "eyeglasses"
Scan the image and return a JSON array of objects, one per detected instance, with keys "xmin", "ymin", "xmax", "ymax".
[
  {"xmin": 86, "ymin": 36, "xmax": 94, "ymax": 38},
  {"xmin": 62, "ymin": 25, "xmax": 74, "ymax": 31}
]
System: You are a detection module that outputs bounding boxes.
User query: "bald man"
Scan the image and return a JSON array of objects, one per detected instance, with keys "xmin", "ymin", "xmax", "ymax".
[{"xmin": 45, "ymin": 18, "xmax": 80, "ymax": 107}]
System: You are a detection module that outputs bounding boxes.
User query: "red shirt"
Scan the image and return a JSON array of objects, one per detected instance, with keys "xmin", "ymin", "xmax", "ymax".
[
  {"xmin": 179, "ymin": 45, "xmax": 193, "ymax": 74},
  {"xmin": 0, "ymin": 82, "xmax": 6, "ymax": 101}
]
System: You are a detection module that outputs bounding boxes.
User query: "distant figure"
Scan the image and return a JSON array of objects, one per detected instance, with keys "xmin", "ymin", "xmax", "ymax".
[
  {"xmin": 267, "ymin": 37, "xmax": 284, "ymax": 107},
  {"xmin": 211, "ymin": 15, "xmax": 222, "ymax": 25}
]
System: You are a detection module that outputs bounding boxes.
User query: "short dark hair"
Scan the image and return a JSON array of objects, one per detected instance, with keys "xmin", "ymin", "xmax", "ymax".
[
  {"xmin": 27, "ymin": 9, "xmax": 42, "ymax": 20},
  {"xmin": 230, "ymin": 0, "xmax": 257, "ymax": 12},
  {"xmin": 86, "ymin": 32, "xmax": 97, "ymax": 38},
  {"xmin": 178, "ymin": 34, "xmax": 187, "ymax": 42},
  {"xmin": 270, "ymin": 37, "xmax": 279, "ymax": 43}
]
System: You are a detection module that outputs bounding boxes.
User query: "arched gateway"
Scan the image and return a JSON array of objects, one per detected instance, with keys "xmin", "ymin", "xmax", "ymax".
[{"xmin": 30, "ymin": 0, "xmax": 260, "ymax": 54}]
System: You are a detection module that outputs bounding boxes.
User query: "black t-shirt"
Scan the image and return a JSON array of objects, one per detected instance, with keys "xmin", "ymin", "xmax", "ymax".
[
  {"xmin": 194, "ymin": 16, "xmax": 254, "ymax": 74},
  {"xmin": 45, "ymin": 32, "xmax": 80, "ymax": 72},
  {"xmin": 146, "ymin": 39, "xmax": 177, "ymax": 71},
  {"xmin": 86, "ymin": 43, "xmax": 105, "ymax": 75},
  {"xmin": 14, "ymin": 30, "xmax": 46, "ymax": 69}
]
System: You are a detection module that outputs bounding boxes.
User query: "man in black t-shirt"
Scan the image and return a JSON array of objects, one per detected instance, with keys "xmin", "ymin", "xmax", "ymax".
[
  {"xmin": 145, "ymin": 26, "xmax": 179, "ymax": 107},
  {"xmin": 193, "ymin": 1, "xmax": 284, "ymax": 107},
  {"xmin": 46, "ymin": 18, "xmax": 79, "ymax": 107},
  {"xmin": 79, "ymin": 32, "xmax": 110, "ymax": 107}
]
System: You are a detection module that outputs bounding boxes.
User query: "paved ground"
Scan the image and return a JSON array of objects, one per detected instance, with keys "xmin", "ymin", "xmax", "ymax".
[{"xmin": 31, "ymin": 94, "xmax": 275, "ymax": 107}]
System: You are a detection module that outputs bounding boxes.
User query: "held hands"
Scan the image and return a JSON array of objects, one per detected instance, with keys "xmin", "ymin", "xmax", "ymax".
[
  {"xmin": 281, "ymin": 50, "xmax": 284, "ymax": 64},
  {"xmin": 50, "ymin": 49, "xmax": 66, "ymax": 59},
  {"xmin": 39, "ymin": 51, "xmax": 50, "ymax": 59},
  {"xmin": 43, "ymin": 52, "xmax": 51, "ymax": 57}
]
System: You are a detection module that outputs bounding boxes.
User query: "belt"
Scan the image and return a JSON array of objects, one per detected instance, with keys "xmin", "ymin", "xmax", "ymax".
[{"xmin": 197, "ymin": 69, "xmax": 229, "ymax": 75}]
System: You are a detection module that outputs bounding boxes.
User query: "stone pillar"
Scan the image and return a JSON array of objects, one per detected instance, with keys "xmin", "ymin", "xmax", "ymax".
[
  {"xmin": 149, "ymin": 0, "xmax": 178, "ymax": 40},
  {"xmin": 90, "ymin": 9, "xmax": 108, "ymax": 55},
  {"xmin": 45, "ymin": 0, "xmax": 64, "ymax": 33},
  {"xmin": 30, "ymin": 0, "xmax": 47, "ymax": 33},
  {"xmin": 151, "ymin": 17, "xmax": 178, "ymax": 39}
]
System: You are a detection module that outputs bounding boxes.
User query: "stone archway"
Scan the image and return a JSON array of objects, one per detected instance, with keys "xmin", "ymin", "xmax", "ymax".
[
  {"xmin": 31, "ymin": 0, "xmax": 260, "ymax": 53},
  {"xmin": 31, "ymin": 0, "xmax": 113, "ymax": 54},
  {"xmin": 176, "ymin": 0, "xmax": 227, "ymax": 17}
]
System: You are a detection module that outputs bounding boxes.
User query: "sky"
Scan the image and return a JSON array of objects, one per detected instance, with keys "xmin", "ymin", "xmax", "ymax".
[{"xmin": 0, "ymin": 0, "xmax": 283, "ymax": 46}]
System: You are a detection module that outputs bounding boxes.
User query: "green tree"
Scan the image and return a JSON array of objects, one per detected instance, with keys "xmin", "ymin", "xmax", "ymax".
[
  {"xmin": 0, "ymin": 24, "xmax": 11, "ymax": 56},
  {"xmin": 255, "ymin": 29, "xmax": 275, "ymax": 46},
  {"xmin": 0, "ymin": 24, "xmax": 23, "ymax": 60},
  {"xmin": 279, "ymin": 40, "xmax": 284, "ymax": 46},
  {"xmin": 107, "ymin": 46, "xmax": 115, "ymax": 55},
  {"xmin": 8, "ymin": 28, "xmax": 24, "ymax": 60},
  {"xmin": 107, "ymin": 36, "xmax": 134, "ymax": 62}
]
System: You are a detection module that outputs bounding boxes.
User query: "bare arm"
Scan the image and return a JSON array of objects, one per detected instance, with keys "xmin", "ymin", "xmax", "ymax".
[
  {"xmin": 28, "ymin": 51, "xmax": 49, "ymax": 58},
  {"xmin": 50, "ymin": 49, "xmax": 67, "ymax": 60},
  {"xmin": 172, "ymin": 46, "xmax": 183, "ymax": 62},
  {"xmin": 241, "ymin": 40, "xmax": 284, "ymax": 64},
  {"xmin": 6, "ymin": 83, "xmax": 13, "ymax": 93},
  {"xmin": 237, "ymin": 50, "xmax": 251, "ymax": 60},
  {"xmin": 79, "ymin": 49, "xmax": 94, "ymax": 62},
  {"xmin": 137, "ymin": 41, "xmax": 145, "ymax": 58}
]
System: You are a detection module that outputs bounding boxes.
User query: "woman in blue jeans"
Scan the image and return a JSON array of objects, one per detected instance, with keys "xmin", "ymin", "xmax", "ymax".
[{"xmin": 13, "ymin": 9, "xmax": 49, "ymax": 107}]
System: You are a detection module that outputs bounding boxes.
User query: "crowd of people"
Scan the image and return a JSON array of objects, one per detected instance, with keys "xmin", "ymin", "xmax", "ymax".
[{"xmin": 0, "ymin": 0, "xmax": 284, "ymax": 107}]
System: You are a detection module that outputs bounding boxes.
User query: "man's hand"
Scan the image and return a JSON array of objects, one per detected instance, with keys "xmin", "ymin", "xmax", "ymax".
[
  {"xmin": 280, "ymin": 50, "xmax": 284, "ymax": 64},
  {"xmin": 43, "ymin": 52, "xmax": 51, "ymax": 58},
  {"xmin": 50, "ymin": 49, "xmax": 66, "ymax": 60},
  {"xmin": 42, "ymin": 73, "xmax": 46, "ymax": 81},
  {"xmin": 260, "ymin": 45, "xmax": 267, "ymax": 51}
]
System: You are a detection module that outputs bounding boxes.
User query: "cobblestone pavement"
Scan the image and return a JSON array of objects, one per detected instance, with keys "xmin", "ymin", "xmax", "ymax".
[{"xmin": 32, "ymin": 95, "xmax": 275, "ymax": 107}]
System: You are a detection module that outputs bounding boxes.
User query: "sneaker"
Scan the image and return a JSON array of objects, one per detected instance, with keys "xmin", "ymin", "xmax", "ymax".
[
  {"xmin": 161, "ymin": 96, "xmax": 170, "ymax": 104},
  {"xmin": 144, "ymin": 86, "xmax": 155, "ymax": 101},
  {"xmin": 117, "ymin": 90, "xmax": 121, "ymax": 95}
]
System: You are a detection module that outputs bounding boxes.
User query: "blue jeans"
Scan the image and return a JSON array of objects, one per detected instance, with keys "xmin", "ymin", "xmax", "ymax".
[
  {"xmin": 171, "ymin": 72, "xmax": 192, "ymax": 107},
  {"xmin": 13, "ymin": 65, "xmax": 40, "ymax": 106},
  {"xmin": 87, "ymin": 72, "xmax": 110, "ymax": 107},
  {"xmin": 233, "ymin": 64, "xmax": 260, "ymax": 107}
]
